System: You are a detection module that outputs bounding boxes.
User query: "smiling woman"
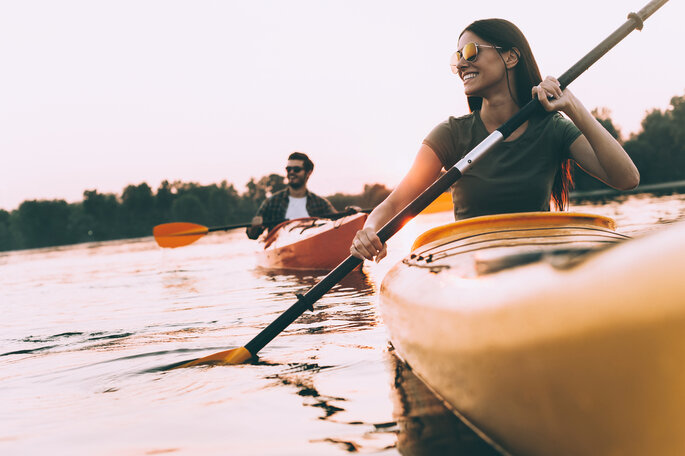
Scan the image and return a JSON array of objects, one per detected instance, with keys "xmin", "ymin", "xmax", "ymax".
[{"xmin": 350, "ymin": 16, "xmax": 640, "ymax": 263}]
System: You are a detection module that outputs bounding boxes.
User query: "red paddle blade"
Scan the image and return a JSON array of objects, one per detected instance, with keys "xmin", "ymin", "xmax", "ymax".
[{"xmin": 153, "ymin": 222, "xmax": 210, "ymax": 248}]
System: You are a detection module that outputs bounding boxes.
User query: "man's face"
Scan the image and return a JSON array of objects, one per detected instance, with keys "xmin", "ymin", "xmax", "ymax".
[{"xmin": 285, "ymin": 159, "xmax": 310, "ymax": 189}]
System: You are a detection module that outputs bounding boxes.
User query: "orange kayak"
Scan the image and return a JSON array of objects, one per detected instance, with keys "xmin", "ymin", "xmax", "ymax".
[{"xmin": 257, "ymin": 213, "xmax": 368, "ymax": 270}]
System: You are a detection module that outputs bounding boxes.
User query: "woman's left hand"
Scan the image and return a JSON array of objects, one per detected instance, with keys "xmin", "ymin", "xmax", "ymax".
[{"xmin": 533, "ymin": 76, "xmax": 574, "ymax": 113}]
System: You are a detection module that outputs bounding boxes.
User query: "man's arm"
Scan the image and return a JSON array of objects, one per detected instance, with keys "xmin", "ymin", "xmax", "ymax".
[
  {"xmin": 246, "ymin": 215, "xmax": 264, "ymax": 240},
  {"xmin": 245, "ymin": 199, "xmax": 269, "ymax": 239}
]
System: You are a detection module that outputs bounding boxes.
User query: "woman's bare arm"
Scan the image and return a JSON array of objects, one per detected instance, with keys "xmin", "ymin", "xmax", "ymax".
[
  {"xmin": 350, "ymin": 144, "xmax": 443, "ymax": 261},
  {"xmin": 534, "ymin": 76, "xmax": 640, "ymax": 190}
]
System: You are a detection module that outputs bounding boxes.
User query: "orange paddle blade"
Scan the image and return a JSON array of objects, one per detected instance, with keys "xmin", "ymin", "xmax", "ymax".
[
  {"xmin": 153, "ymin": 222, "xmax": 210, "ymax": 248},
  {"xmin": 175, "ymin": 347, "xmax": 253, "ymax": 368}
]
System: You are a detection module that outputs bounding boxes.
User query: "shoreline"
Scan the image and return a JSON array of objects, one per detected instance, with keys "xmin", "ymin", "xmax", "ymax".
[{"xmin": 571, "ymin": 180, "xmax": 685, "ymax": 200}]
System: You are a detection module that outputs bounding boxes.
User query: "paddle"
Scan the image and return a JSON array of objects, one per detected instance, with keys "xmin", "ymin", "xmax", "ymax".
[
  {"xmin": 153, "ymin": 208, "xmax": 370, "ymax": 248},
  {"xmin": 176, "ymin": 0, "xmax": 669, "ymax": 368},
  {"xmin": 154, "ymin": 220, "xmax": 281, "ymax": 248}
]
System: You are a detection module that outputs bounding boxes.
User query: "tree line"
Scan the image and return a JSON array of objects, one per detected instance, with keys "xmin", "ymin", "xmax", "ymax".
[
  {"xmin": 573, "ymin": 94, "xmax": 685, "ymax": 190},
  {"xmin": 1, "ymin": 93, "xmax": 683, "ymax": 252},
  {"xmin": 0, "ymin": 177, "xmax": 391, "ymax": 252}
]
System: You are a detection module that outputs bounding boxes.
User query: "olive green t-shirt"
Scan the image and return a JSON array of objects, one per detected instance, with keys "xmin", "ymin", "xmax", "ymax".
[{"xmin": 423, "ymin": 110, "xmax": 581, "ymax": 220}]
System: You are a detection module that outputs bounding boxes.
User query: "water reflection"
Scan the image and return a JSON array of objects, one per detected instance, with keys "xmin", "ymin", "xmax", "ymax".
[
  {"xmin": 254, "ymin": 268, "xmax": 378, "ymax": 336},
  {"xmin": 268, "ymin": 363, "xmax": 345, "ymax": 418},
  {"xmin": 160, "ymin": 268, "xmax": 201, "ymax": 294},
  {"xmin": 267, "ymin": 358, "xmax": 399, "ymax": 453},
  {"xmin": 388, "ymin": 349, "xmax": 503, "ymax": 456},
  {"xmin": 571, "ymin": 193, "xmax": 685, "ymax": 235},
  {"xmin": 255, "ymin": 267, "xmax": 374, "ymax": 294}
]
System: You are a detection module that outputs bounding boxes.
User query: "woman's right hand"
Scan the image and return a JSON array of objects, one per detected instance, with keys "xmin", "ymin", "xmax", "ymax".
[
  {"xmin": 347, "ymin": 143, "xmax": 443, "ymax": 263},
  {"xmin": 350, "ymin": 227, "xmax": 387, "ymax": 262}
]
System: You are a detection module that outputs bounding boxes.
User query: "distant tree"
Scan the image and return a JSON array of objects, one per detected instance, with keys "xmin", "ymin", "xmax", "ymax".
[
  {"xmin": 244, "ymin": 174, "xmax": 286, "ymax": 207},
  {"xmin": 262, "ymin": 174, "xmax": 286, "ymax": 196},
  {"xmin": 327, "ymin": 183, "xmax": 391, "ymax": 211},
  {"xmin": 82, "ymin": 190, "xmax": 120, "ymax": 240},
  {"xmin": 326, "ymin": 192, "xmax": 358, "ymax": 211},
  {"xmin": 205, "ymin": 181, "xmax": 246, "ymax": 224},
  {"xmin": 359, "ymin": 183, "xmax": 392, "ymax": 208},
  {"xmin": 0, "ymin": 209, "xmax": 14, "ymax": 251},
  {"xmin": 121, "ymin": 183, "xmax": 155, "ymax": 237},
  {"xmin": 15, "ymin": 200, "xmax": 76, "ymax": 248},
  {"xmin": 171, "ymin": 193, "xmax": 207, "ymax": 223},
  {"xmin": 155, "ymin": 180, "xmax": 175, "ymax": 223},
  {"xmin": 243, "ymin": 177, "xmax": 262, "ymax": 204},
  {"xmin": 624, "ymin": 93, "xmax": 685, "ymax": 185},
  {"xmin": 66, "ymin": 203, "xmax": 96, "ymax": 244}
]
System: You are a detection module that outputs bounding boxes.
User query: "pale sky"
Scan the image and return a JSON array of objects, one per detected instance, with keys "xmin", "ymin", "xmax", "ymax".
[{"xmin": 1, "ymin": 0, "xmax": 683, "ymax": 211}]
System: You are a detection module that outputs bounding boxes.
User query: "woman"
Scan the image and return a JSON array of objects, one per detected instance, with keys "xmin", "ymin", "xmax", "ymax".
[{"xmin": 350, "ymin": 18, "xmax": 639, "ymax": 262}]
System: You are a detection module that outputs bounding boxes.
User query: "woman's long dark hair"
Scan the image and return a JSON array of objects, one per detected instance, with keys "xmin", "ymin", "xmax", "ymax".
[{"xmin": 460, "ymin": 19, "xmax": 573, "ymax": 211}]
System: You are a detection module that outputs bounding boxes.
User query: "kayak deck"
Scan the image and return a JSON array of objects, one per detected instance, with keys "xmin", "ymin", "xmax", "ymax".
[
  {"xmin": 379, "ymin": 212, "xmax": 685, "ymax": 455},
  {"xmin": 406, "ymin": 212, "xmax": 627, "ymax": 277}
]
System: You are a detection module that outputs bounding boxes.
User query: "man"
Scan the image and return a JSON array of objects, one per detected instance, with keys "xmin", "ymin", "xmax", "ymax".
[{"xmin": 246, "ymin": 152, "xmax": 338, "ymax": 239}]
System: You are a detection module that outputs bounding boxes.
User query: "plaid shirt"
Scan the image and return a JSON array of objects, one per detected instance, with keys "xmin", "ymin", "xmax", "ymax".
[{"xmin": 246, "ymin": 189, "xmax": 337, "ymax": 239}]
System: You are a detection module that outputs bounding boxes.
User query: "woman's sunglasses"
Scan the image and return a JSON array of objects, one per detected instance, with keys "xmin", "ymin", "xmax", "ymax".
[
  {"xmin": 450, "ymin": 42, "xmax": 503, "ymax": 73},
  {"xmin": 285, "ymin": 166, "xmax": 304, "ymax": 174}
]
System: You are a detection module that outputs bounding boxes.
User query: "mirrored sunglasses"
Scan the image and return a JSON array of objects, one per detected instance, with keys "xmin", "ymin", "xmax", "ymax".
[{"xmin": 450, "ymin": 42, "xmax": 503, "ymax": 73}]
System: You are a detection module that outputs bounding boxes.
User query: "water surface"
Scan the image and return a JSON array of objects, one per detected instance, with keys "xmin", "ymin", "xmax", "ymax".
[{"xmin": 2, "ymin": 193, "xmax": 685, "ymax": 455}]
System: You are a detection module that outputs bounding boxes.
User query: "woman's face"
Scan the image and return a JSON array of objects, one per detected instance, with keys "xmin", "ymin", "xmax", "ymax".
[{"xmin": 455, "ymin": 31, "xmax": 508, "ymax": 98}]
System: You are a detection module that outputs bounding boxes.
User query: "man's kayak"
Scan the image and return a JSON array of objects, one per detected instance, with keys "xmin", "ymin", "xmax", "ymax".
[
  {"xmin": 257, "ymin": 212, "xmax": 367, "ymax": 270},
  {"xmin": 378, "ymin": 211, "xmax": 685, "ymax": 456}
]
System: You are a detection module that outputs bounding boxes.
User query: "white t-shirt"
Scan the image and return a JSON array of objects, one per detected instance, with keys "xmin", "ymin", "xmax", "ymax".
[{"xmin": 285, "ymin": 196, "xmax": 310, "ymax": 220}]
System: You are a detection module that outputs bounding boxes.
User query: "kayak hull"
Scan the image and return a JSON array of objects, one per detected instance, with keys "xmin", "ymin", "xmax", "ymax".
[
  {"xmin": 379, "ymin": 212, "xmax": 685, "ymax": 455},
  {"xmin": 257, "ymin": 213, "xmax": 367, "ymax": 271}
]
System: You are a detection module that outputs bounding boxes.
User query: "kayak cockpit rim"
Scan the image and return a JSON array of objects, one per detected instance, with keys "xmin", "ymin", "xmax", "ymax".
[{"xmin": 411, "ymin": 212, "xmax": 618, "ymax": 252}]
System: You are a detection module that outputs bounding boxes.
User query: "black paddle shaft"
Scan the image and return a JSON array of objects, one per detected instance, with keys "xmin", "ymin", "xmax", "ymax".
[
  {"xmin": 208, "ymin": 208, "xmax": 370, "ymax": 233},
  {"xmin": 244, "ymin": 0, "xmax": 669, "ymax": 357}
]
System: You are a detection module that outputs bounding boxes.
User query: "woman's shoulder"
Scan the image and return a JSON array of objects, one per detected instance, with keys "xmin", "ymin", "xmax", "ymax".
[
  {"xmin": 431, "ymin": 111, "xmax": 480, "ymax": 135},
  {"xmin": 535, "ymin": 111, "xmax": 572, "ymax": 127},
  {"xmin": 526, "ymin": 111, "xmax": 573, "ymax": 133},
  {"xmin": 445, "ymin": 111, "xmax": 479, "ymax": 126},
  {"xmin": 529, "ymin": 112, "xmax": 582, "ymax": 146}
]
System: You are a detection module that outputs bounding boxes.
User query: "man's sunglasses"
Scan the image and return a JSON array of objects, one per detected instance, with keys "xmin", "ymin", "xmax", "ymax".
[
  {"xmin": 450, "ymin": 42, "xmax": 503, "ymax": 73},
  {"xmin": 285, "ymin": 166, "xmax": 304, "ymax": 173}
]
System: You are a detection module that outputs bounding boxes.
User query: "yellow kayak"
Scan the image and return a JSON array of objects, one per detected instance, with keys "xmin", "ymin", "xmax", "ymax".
[{"xmin": 379, "ymin": 212, "xmax": 685, "ymax": 455}]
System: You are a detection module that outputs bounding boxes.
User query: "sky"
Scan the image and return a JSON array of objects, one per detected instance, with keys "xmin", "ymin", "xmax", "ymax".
[{"xmin": 1, "ymin": 0, "xmax": 683, "ymax": 211}]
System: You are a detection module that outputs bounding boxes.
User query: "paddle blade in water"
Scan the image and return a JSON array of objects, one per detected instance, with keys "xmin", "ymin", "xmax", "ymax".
[
  {"xmin": 153, "ymin": 222, "xmax": 210, "ymax": 248},
  {"xmin": 175, "ymin": 347, "xmax": 253, "ymax": 368}
]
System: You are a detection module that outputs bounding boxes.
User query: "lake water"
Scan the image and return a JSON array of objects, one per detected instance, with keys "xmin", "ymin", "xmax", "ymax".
[{"xmin": 3, "ymin": 193, "xmax": 685, "ymax": 455}]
